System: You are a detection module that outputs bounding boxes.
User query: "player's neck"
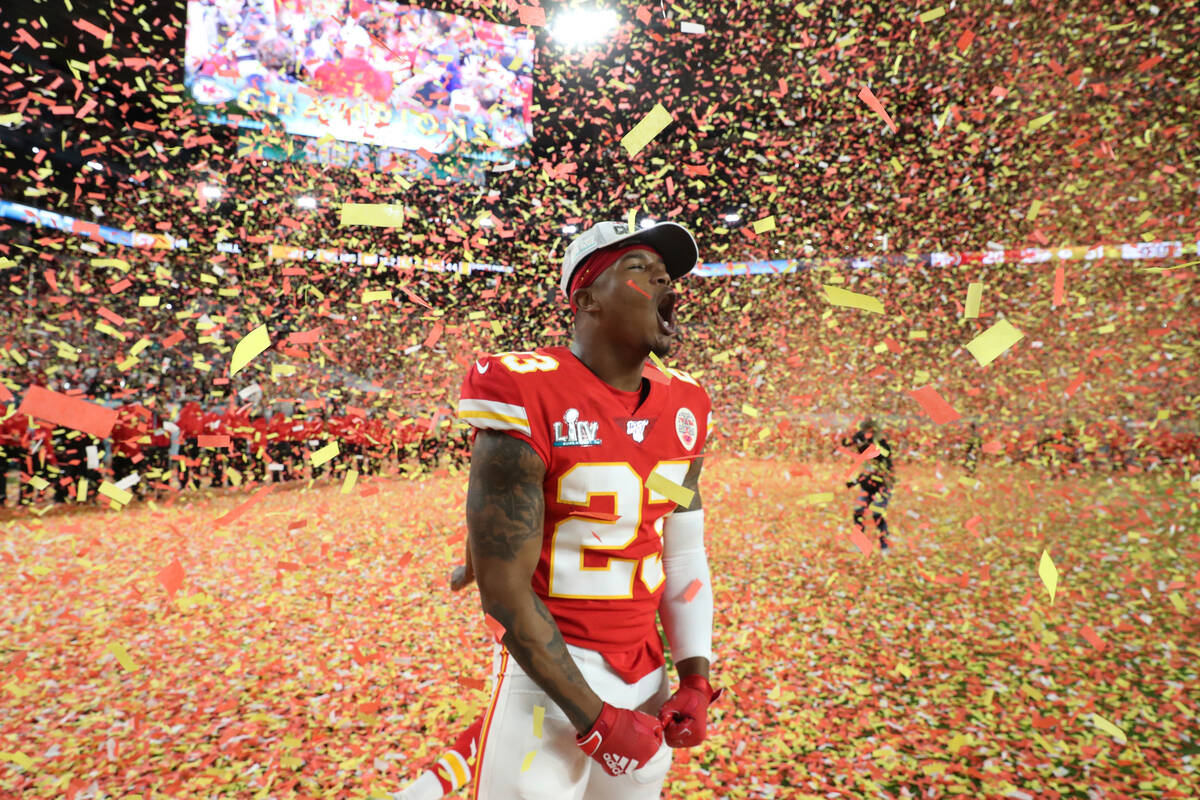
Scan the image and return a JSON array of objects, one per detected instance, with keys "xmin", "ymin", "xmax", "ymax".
[{"xmin": 569, "ymin": 337, "xmax": 646, "ymax": 393}]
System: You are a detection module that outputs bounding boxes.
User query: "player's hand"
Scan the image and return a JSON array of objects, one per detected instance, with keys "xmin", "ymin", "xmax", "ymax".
[
  {"xmin": 576, "ymin": 702, "xmax": 663, "ymax": 777},
  {"xmin": 657, "ymin": 675, "xmax": 721, "ymax": 748},
  {"xmin": 449, "ymin": 563, "xmax": 474, "ymax": 592}
]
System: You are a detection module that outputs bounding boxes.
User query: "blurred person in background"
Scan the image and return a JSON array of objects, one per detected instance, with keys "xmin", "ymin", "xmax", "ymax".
[{"xmin": 843, "ymin": 418, "xmax": 895, "ymax": 552}]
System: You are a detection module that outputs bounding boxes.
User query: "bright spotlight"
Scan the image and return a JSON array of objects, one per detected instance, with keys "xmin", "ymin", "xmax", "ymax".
[
  {"xmin": 550, "ymin": 8, "xmax": 620, "ymax": 49},
  {"xmin": 639, "ymin": 218, "xmax": 656, "ymax": 229},
  {"xmin": 723, "ymin": 213, "xmax": 740, "ymax": 223},
  {"xmin": 200, "ymin": 185, "xmax": 223, "ymax": 200},
  {"xmin": 562, "ymin": 224, "xmax": 578, "ymax": 234},
  {"xmin": 296, "ymin": 196, "xmax": 317, "ymax": 209}
]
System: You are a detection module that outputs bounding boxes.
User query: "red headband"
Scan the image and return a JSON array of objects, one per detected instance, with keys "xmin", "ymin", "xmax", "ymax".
[{"xmin": 568, "ymin": 245, "xmax": 652, "ymax": 312}]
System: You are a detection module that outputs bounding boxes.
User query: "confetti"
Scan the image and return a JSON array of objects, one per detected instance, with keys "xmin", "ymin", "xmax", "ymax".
[
  {"xmin": 229, "ymin": 324, "xmax": 271, "ymax": 377},
  {"xmin": 908, "ymin": 385, "xmax": 961, "ymax": 425},
  {"xmin": 645, "ymin": 471, "xmax": 695, "ymax": 508},
  {"xmin": 339, "ymin": 204, "xmax": 406, "ymax": 227},
  {"xmin": 17, "ymin": 386, "xmax": 118, "ymax": 439},
  {"xmin": 964, "ymin": 319, "xmax": 1025, "ymax": 367},
  {"xmin": 106, "ymin": 642, "xmax": 138, "ymax": 672},
  {"xmin": 1038, "ymin": 549, "xmax": 1058, "ymax": 604},
  {"xmin": 309, "ymin": 441, "xmax": 340, "ymax": 468},
  {"xmin": 823, "ymin": 285, "xmax": 885, "ymax": 314},
  {"xmin": 620, "ymin": 103, "xmax": 673, "ymax": 158}
]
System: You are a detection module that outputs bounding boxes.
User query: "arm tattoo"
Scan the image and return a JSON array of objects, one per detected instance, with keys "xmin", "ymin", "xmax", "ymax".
[
  {"xmin": 465, "ymin": 431, "xmax": 545, "ymax": 561},
  {"xmin": 467, "ymin": 430, "xmax": 603, "ymax": 732}
]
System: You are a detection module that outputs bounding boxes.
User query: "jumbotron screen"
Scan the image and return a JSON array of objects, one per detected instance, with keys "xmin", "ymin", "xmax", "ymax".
[{"xmin": 184, "ymin": 0, "xmax": 535, "ymax": 164}]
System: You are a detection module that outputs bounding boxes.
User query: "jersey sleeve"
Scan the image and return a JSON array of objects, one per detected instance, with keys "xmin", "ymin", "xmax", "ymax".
[
  {"xmin": 668, "ymin": 366, "xmax": 713, "ymax": 455},
  {"xmin": 457, "ymin": 354, "xmax": 550, "ymax": 466}
]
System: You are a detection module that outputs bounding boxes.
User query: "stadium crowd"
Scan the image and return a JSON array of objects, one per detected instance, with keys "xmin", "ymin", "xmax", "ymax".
[{"xmin": 1, "ymin": 215, "xmax": 1195, "ymax": 510}]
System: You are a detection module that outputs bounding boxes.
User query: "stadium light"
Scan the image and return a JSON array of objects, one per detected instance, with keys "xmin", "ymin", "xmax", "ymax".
[
  {"xmin": 562, "ymin": 224, "xmax": 578, "ymax": 234},
  {"xmin": 200, "ymin": 185, "xmax": 223, "ymax": 200},
  {"xmin": 296, "ymin": 196, "xmax": 318, "ymax": 209},
  {"xmin": 549, "ymin": 7, "xmax": 620, "ymax": 48},
  {"xmin": 723, "ymin": 213, "xmax": 740, "ymax": 222}
]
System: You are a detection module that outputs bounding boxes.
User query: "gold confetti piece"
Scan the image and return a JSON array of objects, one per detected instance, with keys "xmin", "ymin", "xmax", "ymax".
[
  {"xmin": 802, "ymin": 492, "xmax": 834, "ymax": 505},
  {"xmin": 533, "ymin": 705, "xmax": 545, "ymax": 738},
  {"xmin": 90, "ymin": 257, "xmax": 131, "ymax": 271},
  {"xmin": 1167, "ymin": 592, "xmax": 1186, "ymax": 614},
  {"xmin": 520, "ymin": 750, "xmax": 537, "ymax": 772},
  {"xmin": 964, "ymin": 282, "xmax": 983, "ymax": 318},
  {"xmin": 647, "ymin": 351, "xmax": 671, "ymax": 377},
  {"xmin": 620, "ymin": 103, "xmax": 673, "ymax": 157},
  {"xmin": 0, "ymin": 751, "xmax": 34, "ymax": 769},
  {"xmin": 741, "ymin": 404, "xmax": 759, "ymax": 417},
  {"xmin": 340, "ymin": 469, "xmax": 358, "ymax": 495},
  {"xmin": 98, "ymin": 481, "xmax": 132, "ymax": 506},
  {"xmin": 645, "ymin": 471, "xmax": 695, "ymax": 508},
  {"xmin": 965, "ymin": 319, "xmax": 1024, "ymax": 367},
  {"xmin": 1026, "ymin": 112, "xmax": 1055, "ymax": 132},
  {"xmin": 1026, "ymin": 199, "xmax": 1043, "ymax": 221},
  {"xmin": 339, "ymin": 203, "xmax": 406, "ymax": 227},
  {"xmin": 1038, "ymin": 549, "xmax": 1058, "ymax": 604},
  {"xmin": 362, "ymin": 290, "xmax": 392, "ymax": 303},
  {"xmin": 230, "ymin": 324, "xmax": 271, "ymax": 377},
  {"xmin": 752, "ymin": 215, "xmax": 777, "ymax": 234},
  {"xmin": 918, "ymin": 7, "xmax": 946, "ymax": 23},
  {"xmin": 1091, "ymin": 713, "xmax": 1127, "ymax": 743},
  {"xmin": 310, "ymin": 441, "xmax": 340, "ymax": 468},
  {"xmin": 106, "ymin": 642, "xmax": 138, "ymax": 672},
  {"xmin": 138, "ymin": 295, "xmax": 159, "ymax": 307},
  {"xmin": 0, "ymin": 113, "xmax": 26, "ymax": 127},
  {"xmin": 824, "ymin": 284, "xmax": 885, "ymax": 314}
]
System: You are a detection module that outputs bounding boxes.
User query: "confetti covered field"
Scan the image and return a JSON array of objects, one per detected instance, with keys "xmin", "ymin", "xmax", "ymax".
[{"xmin": 2, "ymin": 458, "xmax": 1197, "ymax": 800}]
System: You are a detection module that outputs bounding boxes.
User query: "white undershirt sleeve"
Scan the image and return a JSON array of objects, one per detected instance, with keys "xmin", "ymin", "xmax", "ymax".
[{"xmin": 658, "ymin": 508, "xmax": 713, "ymax": 665}]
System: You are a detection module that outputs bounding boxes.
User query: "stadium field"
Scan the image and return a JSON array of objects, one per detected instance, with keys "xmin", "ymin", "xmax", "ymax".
[{"xmin": 2, "ymin": 459, "xmax": 1195, "ymax": 799}]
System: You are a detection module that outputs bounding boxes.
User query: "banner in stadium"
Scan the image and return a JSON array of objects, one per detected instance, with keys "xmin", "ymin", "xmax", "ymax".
[
  {"xmin": 3, "ymin": 199, "xmax": 1196, "ymax": 275},
  {"xmin": 184, "ymin": 0, "xmax": 535, "ymax": 168}
]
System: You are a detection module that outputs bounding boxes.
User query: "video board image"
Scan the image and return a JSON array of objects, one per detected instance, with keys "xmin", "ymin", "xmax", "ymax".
[{"xmin": 184, "ymin": 0, "xmax": 536, "ymax": 161}]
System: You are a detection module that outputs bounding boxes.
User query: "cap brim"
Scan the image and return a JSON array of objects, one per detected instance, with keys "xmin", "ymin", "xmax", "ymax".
[{"xmin": 620, "ymin": 222, "xmax": 699, "ymax": 282}]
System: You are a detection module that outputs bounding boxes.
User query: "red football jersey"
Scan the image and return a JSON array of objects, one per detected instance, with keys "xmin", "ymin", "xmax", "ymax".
[{"xmin": 458, "ymin": 346, "xmax": 711, "ymax": 683}]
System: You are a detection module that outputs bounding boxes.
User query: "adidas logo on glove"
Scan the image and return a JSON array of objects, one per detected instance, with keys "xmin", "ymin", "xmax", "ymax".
[{"xmin": 602, "ymin": 753, "xmax": 637, "ymax": 776}]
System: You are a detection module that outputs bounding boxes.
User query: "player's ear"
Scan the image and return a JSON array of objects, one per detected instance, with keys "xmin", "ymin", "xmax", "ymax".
[{"xmin": 573, "ymin": 285, "xmax": 600, "ymax": 313}]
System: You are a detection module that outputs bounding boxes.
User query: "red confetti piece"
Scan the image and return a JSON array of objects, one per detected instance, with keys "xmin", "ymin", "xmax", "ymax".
[
  {"xmin": 517, "ymin": 5, "xmax": 546, "ymax": 26},
  {"xmin": 18, "ymin": 385, "xmax": 118, "ymax": 438},
  {"xmin": 682, "ymin": 578, "xmax": 703, "ymax": 603},
  {"xmin": 157, "ymin": 559, "xmax": 185, "ymax": 599},
  {"xmin": 483, "ymin": 613, "xmax": 507, "ymax": 642},
  {"xmin": 907, "ymin": 386, "xmax": 961, "ymax": 425},
  {"xmin": 857, "ymin": 85, "xmax": 898, "ymax": 133}
]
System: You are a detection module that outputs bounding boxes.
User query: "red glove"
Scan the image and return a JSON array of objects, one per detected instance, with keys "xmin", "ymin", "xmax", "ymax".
[
  {"xmin": 657, "ymin": 675, "xmax": 721, "ymax": 748},
  {"xmin": 576, "ymin": 702, "xmax": 663, "ymax": 777}
]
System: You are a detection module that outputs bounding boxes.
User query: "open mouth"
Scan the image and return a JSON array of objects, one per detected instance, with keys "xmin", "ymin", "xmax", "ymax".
[{"xmin": 656, "ymin": 292, "xmax": 678, "ymax": 336}]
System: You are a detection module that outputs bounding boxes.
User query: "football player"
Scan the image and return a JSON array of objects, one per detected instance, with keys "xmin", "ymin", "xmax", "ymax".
[
  {"xmin": 842, "ymin": 418, "xmax": 895, "ymax": 551},
  {"xmin": 454, "ymin": 221, "xmax": 720, "ymax": 798}
]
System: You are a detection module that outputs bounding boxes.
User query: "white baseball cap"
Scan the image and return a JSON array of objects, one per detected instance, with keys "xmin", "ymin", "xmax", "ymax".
[{"xmin": 560, "ymin": 220, "xmax": 699, "ymax": 299}]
